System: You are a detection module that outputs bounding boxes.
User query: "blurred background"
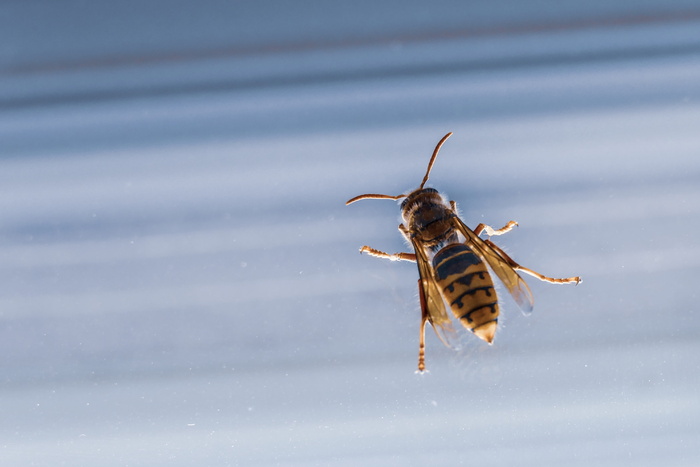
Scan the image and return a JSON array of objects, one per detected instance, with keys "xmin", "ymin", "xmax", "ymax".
[{"xmin": 2, "ymin": 1, "xmax": 700, "ymax": 465}]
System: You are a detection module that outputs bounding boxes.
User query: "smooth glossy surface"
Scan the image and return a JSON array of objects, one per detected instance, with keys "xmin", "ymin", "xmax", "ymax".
[{"xmin": 2, "ymin": 2, "xmax": 700, "ymax": 465}]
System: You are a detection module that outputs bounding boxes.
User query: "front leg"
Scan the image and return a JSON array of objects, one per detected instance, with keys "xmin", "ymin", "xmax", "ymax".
[
  {"xmin": 473, "ymin": 220, "xmax": 519, "ymax": 237},
  {"xmin": 358, "ymin": 223, "xmax": 417, "ymax": 262},
  {"xmin": 449, "ymin": 200, "xmax": 517, "ymax": 237},
  {"xmin": 359, "ymin": 246, "xmax": 416, "ymax": 262}
]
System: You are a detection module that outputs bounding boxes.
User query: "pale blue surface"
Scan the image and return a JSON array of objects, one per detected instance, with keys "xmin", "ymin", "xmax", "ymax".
[{"xmin": 1, "ymin": 2, "xmax": 700, "ymax": 466}]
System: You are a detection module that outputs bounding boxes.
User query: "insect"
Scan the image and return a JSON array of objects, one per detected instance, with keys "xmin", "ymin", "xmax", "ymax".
[{"xmin": 346, "ymin": 132, "xmax": 581, "ymax": 372}]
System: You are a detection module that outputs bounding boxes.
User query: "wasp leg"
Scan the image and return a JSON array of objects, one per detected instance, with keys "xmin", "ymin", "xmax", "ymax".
[
  {"xmin": 449, "ymin": 201, "xmax": 517, "ymax": 237},
  {"xmin": 417, "ymin": 278, "xmax": 428, "ymax": 373},
  {"xmin": 359, "ymin": 246, "xmax": 416, "ymax": 262},
  {"xmin": 485, "ymin": 239, "xmax": 582, "ymax": 285},
  {"xmin": 473, "ymin": 220, "xmax": 519, "ymax": 237}
]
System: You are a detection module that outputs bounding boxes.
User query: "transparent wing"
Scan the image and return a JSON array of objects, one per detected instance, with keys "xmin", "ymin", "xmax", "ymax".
[
  {"xmin": 452, "ymin": 217, "xmax": 535, "ymax": 315},
  {"xmin": 412, "ymin": 239, "xmax": 459, "ymax": 348}
]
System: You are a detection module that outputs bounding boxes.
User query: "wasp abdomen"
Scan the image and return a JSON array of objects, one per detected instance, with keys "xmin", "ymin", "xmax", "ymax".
[{"xmin": 432, "ymin": 243, "xmax": 500, "ymax": 343}]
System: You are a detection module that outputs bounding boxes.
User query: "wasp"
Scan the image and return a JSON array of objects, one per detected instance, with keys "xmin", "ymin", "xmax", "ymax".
[{"xmin": 347, "ymin": 132, "xmax": 581, "ymax": 372}]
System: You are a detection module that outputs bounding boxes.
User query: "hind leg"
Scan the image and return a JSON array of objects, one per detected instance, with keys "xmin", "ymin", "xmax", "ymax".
[
  {"xmin": 485, "ymin": 239, "xmax": 582, "ymax": 285},
  {"xmin": 416, "ymin": 279, "xmax": 429, "ymax": 373}
]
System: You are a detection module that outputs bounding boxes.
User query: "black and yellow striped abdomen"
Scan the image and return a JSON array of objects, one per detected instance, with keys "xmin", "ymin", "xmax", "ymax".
[{"xmin": 432, "ymin": 243, "xmax": 499, "ymax": 343}]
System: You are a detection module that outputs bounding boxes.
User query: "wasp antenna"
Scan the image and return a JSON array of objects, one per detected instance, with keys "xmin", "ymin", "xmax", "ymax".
[
  {"xmin": 346, "ymin": 193, "xmax": 404, "ymax": 205},
  {"xmin": 419, "ymin": 132, "xmax": 453, "ymax": 189}
]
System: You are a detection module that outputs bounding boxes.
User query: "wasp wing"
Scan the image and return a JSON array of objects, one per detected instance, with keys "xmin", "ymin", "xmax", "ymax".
[
  {"xmin": 452, "ymin": 217, "xmax": 534, "ymax": 315},
  {"xmin": 412, "ymin": 240, "xmax": 459, "ymax": 348}
]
